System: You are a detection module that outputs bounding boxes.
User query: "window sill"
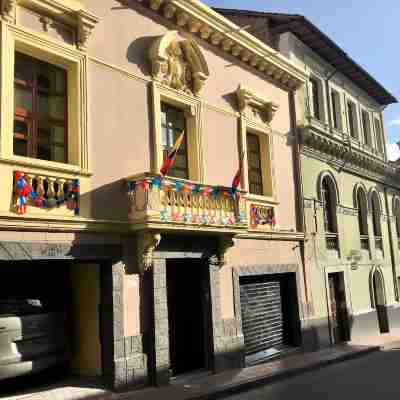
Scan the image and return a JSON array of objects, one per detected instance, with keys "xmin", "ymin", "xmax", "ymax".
[
  {"xmin": 0, "ymin": 156, "xmax": 92, "ymax": 177},
  {"xmin": 245, "ymin": 193, "xmax": 279, "ymax": 205}
]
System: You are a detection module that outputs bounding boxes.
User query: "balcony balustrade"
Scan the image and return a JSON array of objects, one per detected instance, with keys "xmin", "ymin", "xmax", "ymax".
[
  {"xmin": 126, "ymin": 173, "xmax": 247, "ymax": 234},
  {"xmin": 360, "ymin": 235, "xmax": 370, "ymax": 251},
  {"xmin": 13, "ymin": 171, "xmax": 80, "ymax": 216},
  {"xmin": 375, "ymin": 236, "xmax": 384, "ymax": 252},
  {"xmin": 326, "ymin": 232, "xmax": 339, "ymax": 252}
]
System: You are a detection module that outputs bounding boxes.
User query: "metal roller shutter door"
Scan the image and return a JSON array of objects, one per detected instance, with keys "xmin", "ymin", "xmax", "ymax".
[{"xmin": 240, "ymin": 279, "xmax": 284, "ymax": 356}]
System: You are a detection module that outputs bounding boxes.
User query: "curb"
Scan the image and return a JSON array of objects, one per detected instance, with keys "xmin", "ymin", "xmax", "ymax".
[{"xmin": 190, "ymin": 346, "xmax": 380, "ymax": 399}]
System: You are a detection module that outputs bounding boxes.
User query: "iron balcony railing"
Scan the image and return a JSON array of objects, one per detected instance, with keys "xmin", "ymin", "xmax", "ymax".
[
  {"xmin": 326, "ymin": 232, "xmax": 339, "ymax": 252},
  {"xmin": 360, "ymin": 235, "xmax": 370, "ymax": 251}
]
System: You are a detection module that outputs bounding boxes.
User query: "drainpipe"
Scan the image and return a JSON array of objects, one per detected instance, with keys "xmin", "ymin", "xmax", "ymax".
[
  {"xmin": 384, "ymin": 183, "xmax": 399, "ymax": 301},
  {"xmin": 289, "ymin": 89, "xmax": 309, "ymax": 306}
]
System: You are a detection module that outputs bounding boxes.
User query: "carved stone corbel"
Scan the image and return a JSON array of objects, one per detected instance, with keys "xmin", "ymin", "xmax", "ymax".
[
  {"xmin": 76, "ymin": 9, "xmax": 99, "ymax": 51},
  {"xmin": 137, "ymin": 232, "xmax": 161, "ymax": 273},
  {"xmin": 209, "ymin": 236, "xmax": 235, "ymax": 267},
  {"xmin": 1, "ymin": 0, "xmax": 17, "ymax": 23},
  {"xmin": 265, "ymin": 101, "xmax": 279, "ymax": 124}
]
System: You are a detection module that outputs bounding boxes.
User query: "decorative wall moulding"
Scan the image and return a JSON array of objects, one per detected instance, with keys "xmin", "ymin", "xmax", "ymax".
[
  {"xmin": 300, "ymin": 127, "xmax": 396, "ymax": 180},
  {"xmin": 1, "ymin": 0, "xmax": 100, "ymax": 51},
  {"xmin": 136, "ymin": 0, "xmax": 306, "ymax": 90},
  {"xmin": 149, "ymin": 30, "xmax": 210, "ymax": 96},
  {"xmin": 237, "ymin": 85, "xmax": 279, "ymax": 125}
]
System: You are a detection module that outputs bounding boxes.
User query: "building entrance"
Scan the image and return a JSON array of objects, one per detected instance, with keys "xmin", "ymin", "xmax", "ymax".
[
  {"xmin": 328, "ymin": 272, "xmax": 349, "ymax": 343},
  {"xmin": 166, "ymin": 259, "xmax": 208, "ymax": 376}
]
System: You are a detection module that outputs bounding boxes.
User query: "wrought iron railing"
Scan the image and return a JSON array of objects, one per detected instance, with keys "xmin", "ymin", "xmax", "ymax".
[
  {"xmin": 375, "ymin": 236, "xmax": 383, "ymax": 252},
  {"xmin": 360, "ymin": 235, "xmax": 370, "ymax": 251},
  {"xmin": 326, "ymin": 233, "xmax": 339, "ymax": 252}
]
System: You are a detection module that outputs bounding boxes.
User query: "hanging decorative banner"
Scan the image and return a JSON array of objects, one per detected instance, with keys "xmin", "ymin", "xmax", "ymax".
[
  {"xmin": 250, "ymin": 203, "xmax": 276, "ymax": 229},
  {"xmin": 14, "ymin": 171, "xmax": 80, "ymax": 216}
]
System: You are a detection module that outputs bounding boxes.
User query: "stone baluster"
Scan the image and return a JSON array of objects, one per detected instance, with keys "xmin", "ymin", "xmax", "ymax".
[
  {"xmin": 36, "ymin": 176, "xmax": 45, "ymax": 198},
  {"xmin": 47, "ymin": 177, "xmax": 56, "ymax": 199}
]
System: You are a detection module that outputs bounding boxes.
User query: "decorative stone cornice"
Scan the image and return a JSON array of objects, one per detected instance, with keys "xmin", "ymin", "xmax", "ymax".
[
  {"xmin": 137, "ymin": 232, "xmax": 161, "ymax": 273},
  {"xmin": 76, "ymin": 9, "xmax": 100, "ymax": 51},
  {"xmin": 1, "ymin": 0, "xmax": 17, "ymax": 22},
  {"xmin": 300, "ymin": 126, "xmax": 398, "ymax": 181},
  {"xmin": 237, "ymin": 85, "xmax": 279, "ymax": 124},
  {"xmin": 3, "ymin": 0, "xmax": 99, "ymax": 52},
  {"xmin": 301, "ymin": 131, "xmax": 400, "ymax": 190},
  {"xmin": 136, "ymin": 0, "xmax": 307, "ymax": 90}
]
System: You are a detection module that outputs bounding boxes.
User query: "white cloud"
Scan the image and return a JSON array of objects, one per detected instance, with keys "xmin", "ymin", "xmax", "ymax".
[
  {"xmin": 387, "ymin": 118, "xmax": 400, "ymax": 127},
  {"xmin": 387, "ymin": 143, "xmax": 400, "ymax": 161}
]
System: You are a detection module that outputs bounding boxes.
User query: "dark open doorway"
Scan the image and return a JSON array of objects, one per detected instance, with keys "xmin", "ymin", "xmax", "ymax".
[
  {"xmin": 166, "ymin": 259, "xmax": 209, "ymax": 376},
  {"xmin": 328, "ymin": 272, "xmax": 350, "ymax": 343}
]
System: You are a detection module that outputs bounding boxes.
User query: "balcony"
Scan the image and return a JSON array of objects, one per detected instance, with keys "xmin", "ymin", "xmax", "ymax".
[
  {"xmin": 360, "ymin": 235, "xmax": 370, "ymax": 251},
  {"xmin": 326, "ymin": 232, "xmax": 340, "ymax": 255},
  {"xmin": 13, "ymin": 171, "xmax": 80, "ymax": 216},
  {"xmin": 126, "ymin": 173, "xmax": 247, "ymax": 234},
  {"xmin": 375, "ymin": 236, "xmax": 384, "ymax": 259}
]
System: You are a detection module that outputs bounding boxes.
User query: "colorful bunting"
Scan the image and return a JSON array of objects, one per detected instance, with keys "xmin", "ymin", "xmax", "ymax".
[{"xmin": 13, "ymin": 171, "xmax": 80, "ymax": 216}]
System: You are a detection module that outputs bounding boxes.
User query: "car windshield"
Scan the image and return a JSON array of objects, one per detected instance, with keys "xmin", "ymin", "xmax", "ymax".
[{"xmin": 0, "ymin": 299, "xmax": 44, "ymax": 317}]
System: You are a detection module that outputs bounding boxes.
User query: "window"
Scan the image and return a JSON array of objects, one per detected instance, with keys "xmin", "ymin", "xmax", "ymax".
[
  {"xmin": 347, "ymin": 101, "xmax": 358, "ymax": 138},
  {"xmin": 14, "ymin": 52, "xmax": 67, "ymax": 163},
  {"xmin": 357, "ymin": 188, "xmax": 368, "ymax": 236},
  {"xmin": 321, "ymin": 176, "xmax": 337, "ymax": 234},
  {"xmin": 394, "ymin": 198, "xmax": 400, "ymax": 249},
  {"xmin": 374, "ymin": 118, "xmax": 384, "ymax": 153},
  {"xmin": 161, "ymin": 102, "xmax": 188, "ymax": 179},
  {"xmin": 362, "ymin": 110, "xmax": 372, "ymax": 147},
  {"xmin": 247, "ymin": 132, "xmax": 263, "ymax": 196},
  {"xmin": 310, "ymin": 78, "xmax": 322, "ymax": 121},
  {"xmin": 331, "ymin": 90, "xmax": 341, "ymax": 130},
  {"xmin": 371, "ymin": 192, "xmax": 382, "ymax": 238}
]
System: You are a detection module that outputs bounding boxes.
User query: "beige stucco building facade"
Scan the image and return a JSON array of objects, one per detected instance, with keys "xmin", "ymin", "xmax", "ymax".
[
  {"xmin": 0, "ymin": 0, "xmax": 314, "ymax": 390},
  {"xmin": 218, "ymin": 8, "xmax": 400, "ymax": 350}
]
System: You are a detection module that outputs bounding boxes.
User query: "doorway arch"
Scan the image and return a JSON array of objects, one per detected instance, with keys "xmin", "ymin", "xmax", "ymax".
[{"xmin": 370, "ymin": 267, "xmax": 390, "ymax": 333}]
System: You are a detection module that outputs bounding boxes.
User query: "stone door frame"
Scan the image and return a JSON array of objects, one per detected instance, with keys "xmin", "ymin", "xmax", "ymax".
[{"xmin": 149, "ymin": 250, "xmax": 222, "ymax": 386}]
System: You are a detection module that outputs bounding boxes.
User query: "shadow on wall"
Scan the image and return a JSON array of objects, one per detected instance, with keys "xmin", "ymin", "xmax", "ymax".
[
  {"xmin": 80, "ymin": 178, "xmax": 131, "ymax": 221},
  {"xmin": 301, "ymin": 313, "xmax": 355, "ymax": 352}
]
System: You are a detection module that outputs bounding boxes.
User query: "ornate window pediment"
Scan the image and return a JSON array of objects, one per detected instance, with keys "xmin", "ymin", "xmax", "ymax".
[
  {"xmin": 1, "ymin": 0, "xmax": 99, "ymax": 52},
  {"xmin": 237, "ymin": 85, "xmax": 279, "ymax": 125},
  {"xmin": 149, "ymin": 31, "xmax": 210, "ymax": 97}
]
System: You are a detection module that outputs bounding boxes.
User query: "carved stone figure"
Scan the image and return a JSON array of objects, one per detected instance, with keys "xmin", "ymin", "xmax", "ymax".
[{"xmin": 149, "ymin": 31, "xmax": 209, "ymax": 96}]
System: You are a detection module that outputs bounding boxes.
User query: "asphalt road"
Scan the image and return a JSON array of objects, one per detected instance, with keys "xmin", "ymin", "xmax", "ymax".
[{"xmin": 224, "ymin": 349, "xmax": 400, "ymax": 399}]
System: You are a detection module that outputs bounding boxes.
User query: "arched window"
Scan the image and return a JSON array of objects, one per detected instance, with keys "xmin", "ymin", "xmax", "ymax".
[
  {"xmin": 393, "ymin": 198, "xmax": 400, "ymax": 250},
  {"xmin": 371, "ymin": 191, "xmax": 383, "ymax": 253},
  {"xmin": 356, "ymin": 188, "xmax": 368, "ymax": 235},
  {"xmin": 371, "ymin": 192, "xmax": 382, "ymax": 238},
  {"xmin": 356, "ymin": 187, "xmax": 369, "ymax": 250},
  {"xmin": 321, "ymin": 176, "xmax": 337, "ymax": 234}
]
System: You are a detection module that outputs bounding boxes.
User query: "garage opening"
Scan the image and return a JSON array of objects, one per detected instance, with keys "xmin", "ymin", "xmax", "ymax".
[
  {"xmin": 240, "ymin": 273, "xmax": 301, "ymax": 366},
  {"xmin": 0, "ymin": 260, "xmax": 103, "ymax": 394}
]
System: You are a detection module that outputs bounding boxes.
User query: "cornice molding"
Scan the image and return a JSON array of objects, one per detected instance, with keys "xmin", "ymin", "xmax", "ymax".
[
  {"xmin": 136, "ymin": 0, "xmax": 307, "ymax": 90},
  {"xmin": 300, "ymin": 126, "xmax": 400, "ymax": 187}
]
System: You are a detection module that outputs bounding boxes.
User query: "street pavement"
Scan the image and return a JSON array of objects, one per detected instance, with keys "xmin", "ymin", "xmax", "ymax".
[{"xmin": 222, "ymin": 348, "xmax": 400, "ymax": 399}]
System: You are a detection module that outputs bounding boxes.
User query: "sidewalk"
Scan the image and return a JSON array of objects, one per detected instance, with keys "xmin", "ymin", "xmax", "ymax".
[{"xmin": 2, "ymin": 344, "xmax": 378, "ymax": 400}]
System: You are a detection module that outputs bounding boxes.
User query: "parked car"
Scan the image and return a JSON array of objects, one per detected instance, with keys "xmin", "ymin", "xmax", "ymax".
[{"xmin": 0, "ymin": 299, "xmax": 69, "ymax": 380}]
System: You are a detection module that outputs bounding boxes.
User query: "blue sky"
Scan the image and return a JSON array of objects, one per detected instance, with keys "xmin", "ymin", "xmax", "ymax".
[{"xmin": 205, "ymin": 0, "xmax": 400, "ymax": 159}]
